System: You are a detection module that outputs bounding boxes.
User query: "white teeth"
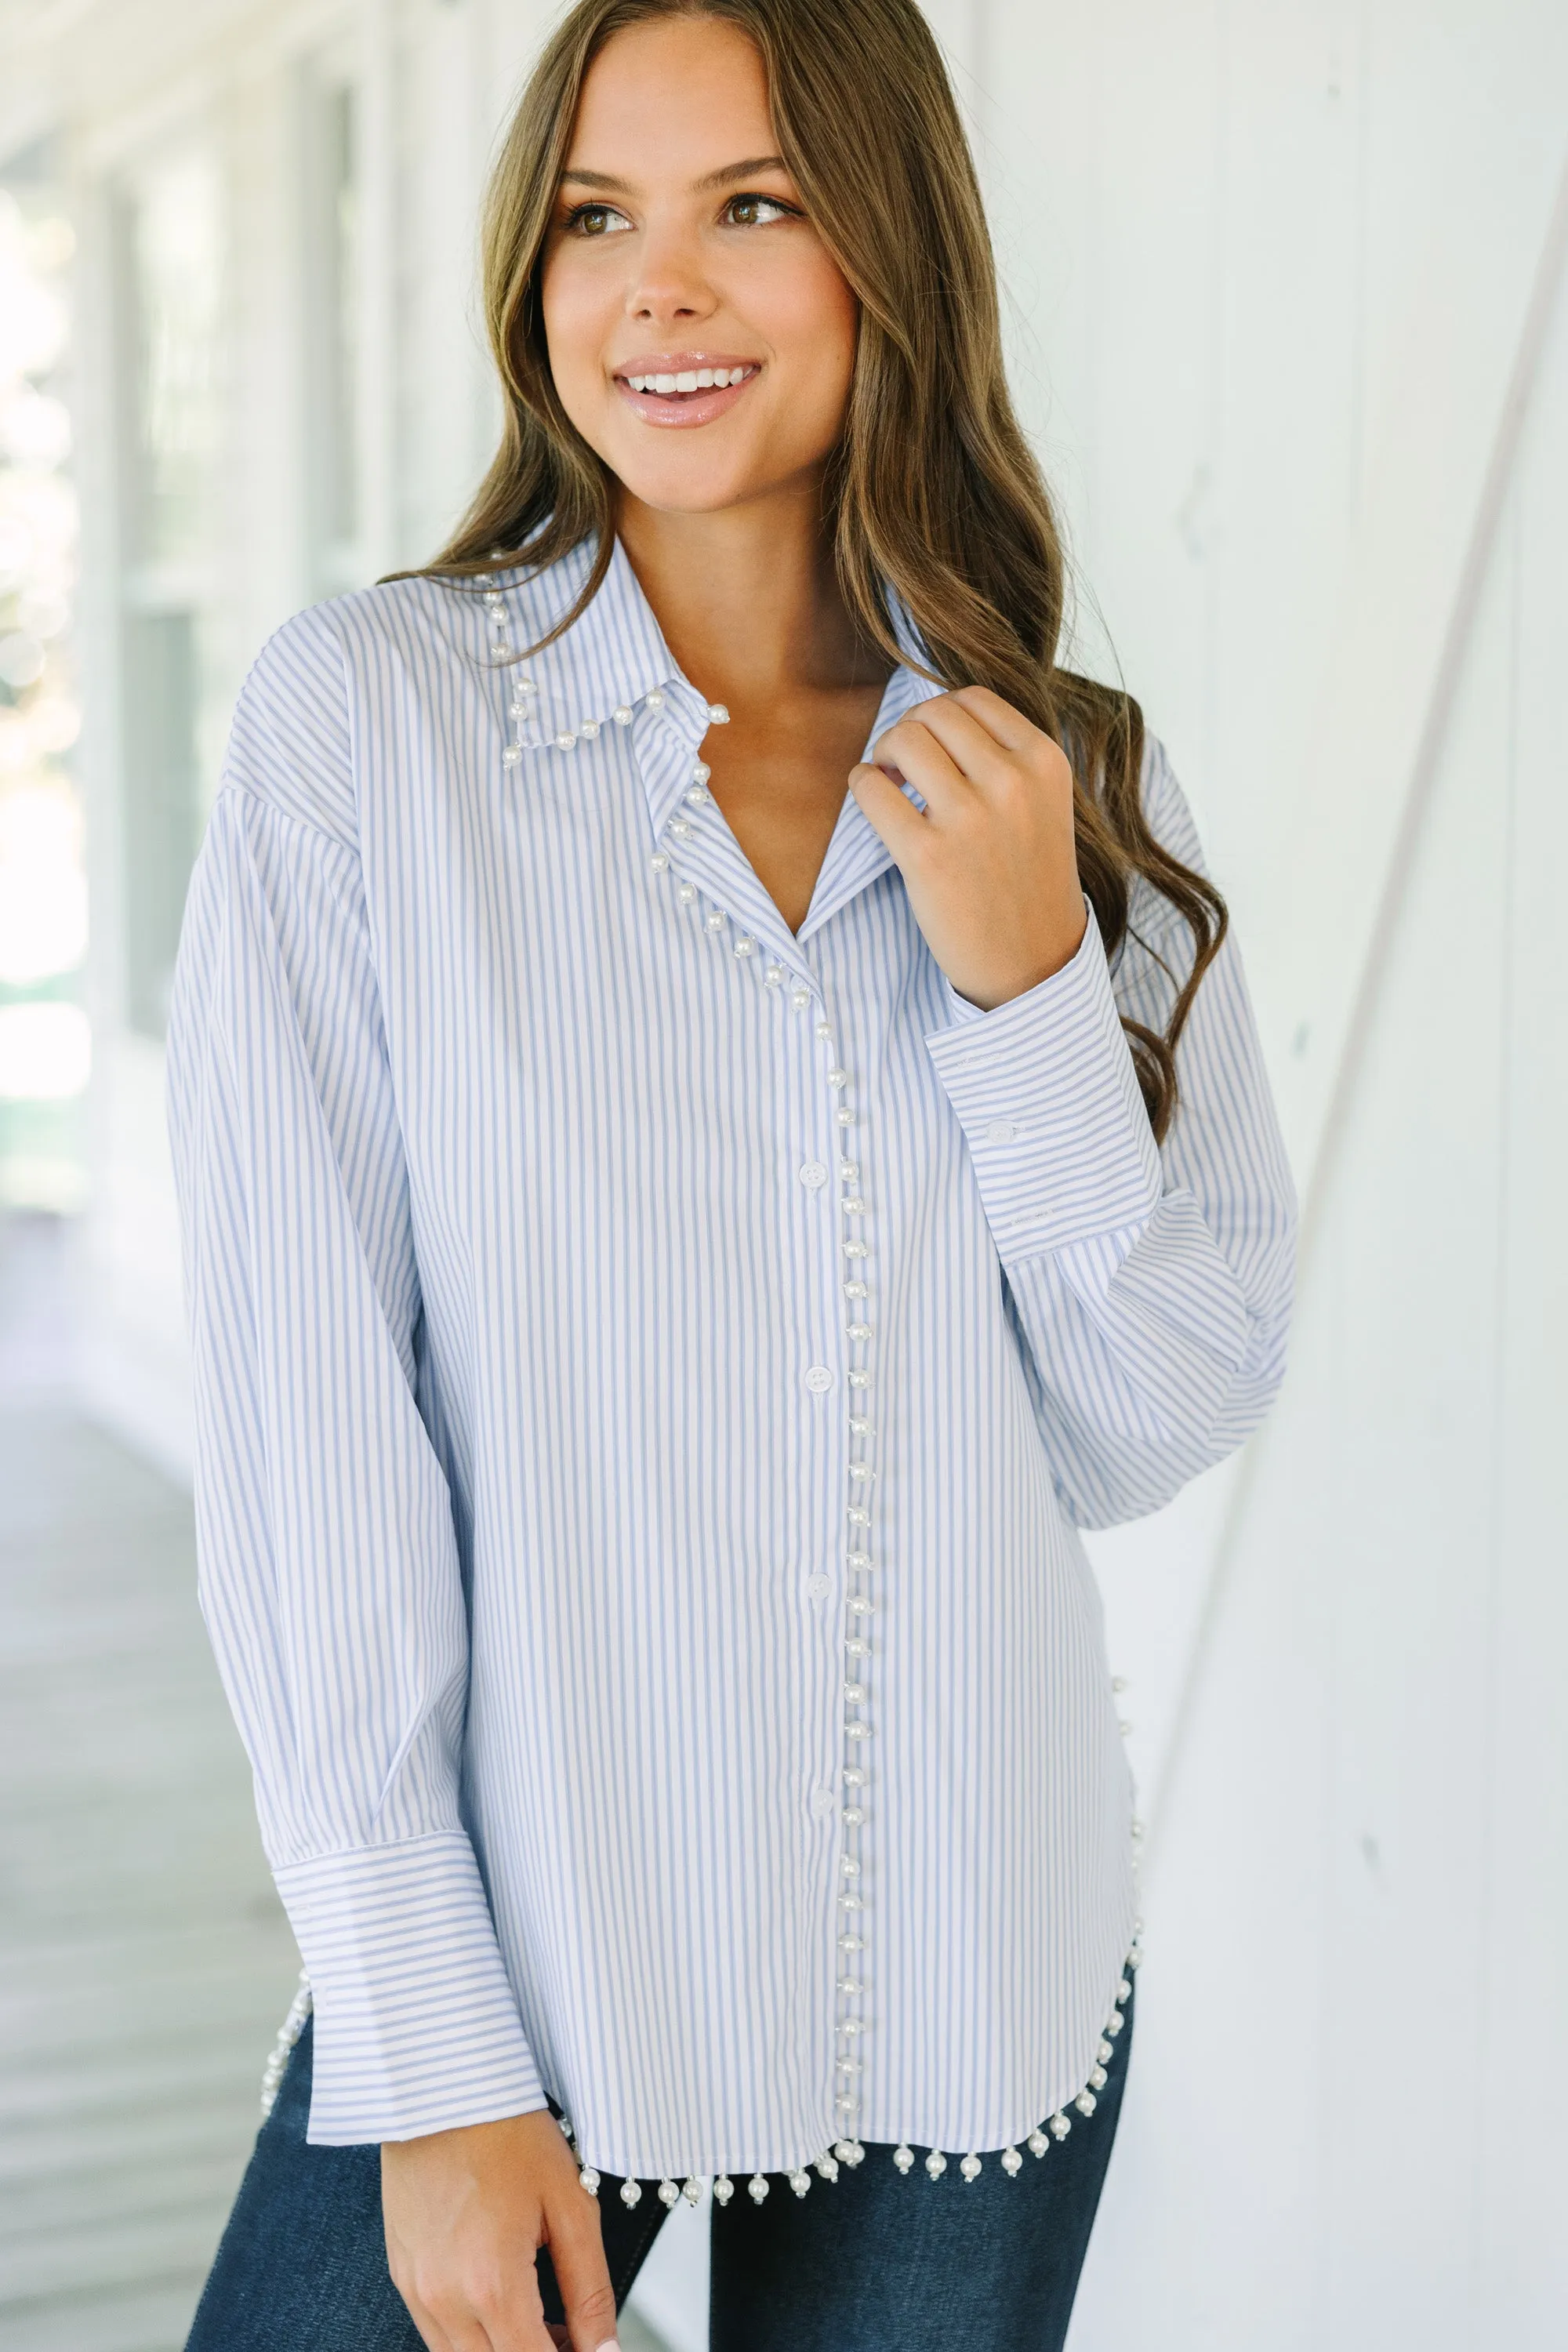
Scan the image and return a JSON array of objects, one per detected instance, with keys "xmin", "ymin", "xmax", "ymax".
[
  {"xmin": 675, "ymin": 369, "xmax": 699, "ymax": 392},
  {"xmin": 696, "ymin": 368, "xmax": 715, "ymax": 388},
  {"xmin": 654, "ymin": 372, "xmax": 677, "ymax": 393},
  {"xmin": 713, "ymin": 367, "xmax": 730, "ymax": 387}
]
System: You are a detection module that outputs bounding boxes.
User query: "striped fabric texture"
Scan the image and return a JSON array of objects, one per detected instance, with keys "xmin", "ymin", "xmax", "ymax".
[{"xmin": 165, "ymin": 536, "xmax": 1296, "ymax": 2175}]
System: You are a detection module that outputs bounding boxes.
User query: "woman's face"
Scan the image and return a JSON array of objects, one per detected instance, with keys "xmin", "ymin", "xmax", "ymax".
[{"xmin": 539, "ymin": 15, "xmax": 859, "ymax": 517}]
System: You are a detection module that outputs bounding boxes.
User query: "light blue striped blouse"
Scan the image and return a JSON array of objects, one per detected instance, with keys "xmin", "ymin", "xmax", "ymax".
[{"xmin": 166, "ymin": 535, "xmax": 1295, "ymax": 2187}]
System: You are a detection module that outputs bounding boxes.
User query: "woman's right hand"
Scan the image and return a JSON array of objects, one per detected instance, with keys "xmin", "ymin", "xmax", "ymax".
[{"xmin": 382, "ymin": 2107, "xmax": 620, "ymax": 2352}]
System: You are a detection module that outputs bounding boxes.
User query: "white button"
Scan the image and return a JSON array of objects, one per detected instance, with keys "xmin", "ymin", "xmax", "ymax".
[
  {"xmin": 799, "ymin": 1160, "xmax": 829, "ymax": 1190},
  {"xmin": 807, "ymin": 1574, "xmax": 831, "ymax": 1602},
  {"xmin": 811, "ymin": 1783, "xmax": 835, "ymax": 1816},
  {"xmin": 985, "ymin": 1120, "xmax": 1019, "ymax": 1144},
  {"xmin": 805, "ymin": 1365, "xmax": 833, "ymax": 1394}
]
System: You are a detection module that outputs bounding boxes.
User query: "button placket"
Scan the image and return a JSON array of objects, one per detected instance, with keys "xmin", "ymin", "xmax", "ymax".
[{"xmin": 818, "ymin": 1006, "xmax": 873, "ymax": 2171}]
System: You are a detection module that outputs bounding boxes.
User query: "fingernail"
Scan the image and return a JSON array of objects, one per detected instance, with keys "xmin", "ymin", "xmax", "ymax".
[{"xmin": 593, "ymin": 2341, "xmax": 620, "ymax": 2351}]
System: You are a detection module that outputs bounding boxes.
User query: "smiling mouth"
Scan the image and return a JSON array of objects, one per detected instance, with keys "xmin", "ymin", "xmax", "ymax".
[
  {"xmin": 612, "ymin": 361, "xmax": 761, "ymax": 425},
  {"xmin": 622, "ymin": 363, "xmax": 757, "ymax": 394}
]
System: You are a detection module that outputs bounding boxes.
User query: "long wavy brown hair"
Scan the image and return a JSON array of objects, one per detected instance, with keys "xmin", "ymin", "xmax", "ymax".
[{"xmin": 419, "ymin": 0, "xmax": 1225, "ymax": 1139}]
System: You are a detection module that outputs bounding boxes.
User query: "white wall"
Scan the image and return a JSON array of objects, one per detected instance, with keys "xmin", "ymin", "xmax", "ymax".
[{"xmin": 3, "ymin": 0, "xmax": 1565, "ymax": 2342}]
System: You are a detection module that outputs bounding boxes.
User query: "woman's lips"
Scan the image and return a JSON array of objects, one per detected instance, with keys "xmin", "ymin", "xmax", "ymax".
[{"xmin": 612, "ymin": 361, "xmax": 760, "ymax": 428}]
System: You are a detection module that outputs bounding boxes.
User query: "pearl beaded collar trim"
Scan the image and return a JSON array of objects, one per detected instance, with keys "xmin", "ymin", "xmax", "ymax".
[{"xmin": 483, "ymin": 583, "xmax": 729, "ymax": 763}]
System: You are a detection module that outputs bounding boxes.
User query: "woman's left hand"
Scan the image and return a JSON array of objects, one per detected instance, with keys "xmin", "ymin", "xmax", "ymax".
[{"xmin": 848, "ymin": 685, "xmax": 1087, "ymax": 1012}]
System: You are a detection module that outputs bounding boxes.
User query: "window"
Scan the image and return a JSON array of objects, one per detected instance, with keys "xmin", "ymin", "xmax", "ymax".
[
  {"xmin": 299, "ymin": 67, "xmax": 364, "ymax": 598},
  {"xmin": 114, "ymin": 147, "xmax": 223, "ymax": 1040}
]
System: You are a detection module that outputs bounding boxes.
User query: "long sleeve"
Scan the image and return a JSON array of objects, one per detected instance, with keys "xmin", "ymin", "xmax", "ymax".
[
  {"xmin": 924, "ymin": 734, "xmax": 1297, "ymax": 1529},
  {"xmin": 165, "ymin": 612, "xmax": 544, "ymax": 2144}
]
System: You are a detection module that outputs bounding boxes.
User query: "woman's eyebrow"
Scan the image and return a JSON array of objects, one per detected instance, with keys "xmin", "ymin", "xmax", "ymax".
[{"xmin": 558, "ymin": 154, "xmax": 788, "ymax": 196}]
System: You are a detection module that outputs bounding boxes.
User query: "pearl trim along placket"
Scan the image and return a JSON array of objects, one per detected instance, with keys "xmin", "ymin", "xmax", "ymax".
[{"xmin": 255, "ymin": 583, "xmax": 1146, "ymax": 2191}]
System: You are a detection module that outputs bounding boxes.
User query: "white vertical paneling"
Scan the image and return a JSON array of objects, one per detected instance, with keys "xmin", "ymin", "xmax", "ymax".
[
  {"xmin": 1471, "ymin": 251, "xmax": 1568, "ymax": 2344},
  {"xmin": 1070, "ymin": 152, "xmax": 1568, "ymax": 2352}
]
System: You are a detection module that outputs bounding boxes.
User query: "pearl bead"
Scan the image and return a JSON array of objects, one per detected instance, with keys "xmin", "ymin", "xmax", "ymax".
[
  {"xmin": 847, "ymin": 1551, "xmax": 871, "ymax": 1570},
  {"xmin": 925, "ymin": 2149, "xmax": 947, "ymax": 2180},
  {"xmin": 704, "ymin": 910, "xmax": 726, "ymax": 931},
  {"xmin": 1075, "ymin": 2090, "xmax": 1098, "ymax": 2115},
  {"xmin": 1050, "ymin": 2113, "xmax": 1071, "ymax": 2140},
  {"xmin": 1106, "ymin": 2009, "xmax": 1124, "ymax": 2035},
  {"xmin": 1027, "ymin": 2129, "xmax": 1049, "ymax": 2158},
  {"xmin": 1088, "ymin": 2066, "xmax": 1107, "ymax": 2090},
  {"xmin": 670, "ymin": 820, "xmax": 694, "ymax": 840},
  {"xmin": 842, "ymin": 1765, "xmax": 866, "ymax": 1784},
  {"xmin": 815, "ymin": 1019, "xmax": 833, "ymax": 1039},
  {"xmin": 579, "ymin": 2165, "xmax": 601, "ymax": 2194},
  {"xmin": 791, "ymin": 987, "xmax": 811, "ymax": 1010},
  {"xmin": 650, "ymin": 854, "xmax": 670, "ymax": 873},
  {"xmin": 789, "ymin": 2169, "xmax": 811, "ymax": 2197},
  {"xmin": 613, "ymin": 705, "xmax": 633, "ymax": 726},
  {"xmin": 555, "ymin": 732, "xmax": 577, "ymax": 750},
  {"xmin": 647, "ymin": 689, "xmax": 666, "ymax": 710},
  {"xmin": 826, "ymin": 1067, "xmax": 848, "ymax": 1087},
  {"xmin": 621, "ymin": 2179, "xmax": 643, "ymax": 2206},
  {"xmin": 1001, "ymin": 2146, "xmax": 1023, "ymax": 2175},
  {"xmin": 1118, "ymin": 1979, "xmax": 1133, "ymax": 2002},
  {"xmin": 658, "ymin": 2177, "xmax": 679, "ymax": 2206},
  {"xmin": 1098, "ymin": 2040, "xmax": 1113, "ymax": 2064},
  {"xmin": 734, "ymin": 937, "xmax": 756, "ymax": 956},
  {"xmin": 848, "ymin": 1321, "xmax": 873, "ymax": 1340},
  {"xmin": 765, "ymin": 965, "xmax": 785, "ymax": 986},
  {"xmin": 682, "ymin": 2176, "xmax": 702, "ymax": 2205},
  {"xmin": 960, "ymin": 2154, "xmax": 982, "ymax": 2183},
  {"xmin": 843, "ymin": 2140, "xmax": 866, "ymax": 2165},
  {"xmin": 678, "ymin": 884, "xmax": 697, "ymax": 903},
  {"xmin": 748, "ymin": 2172, "xmax": 769, "ymax": 2204},
  {"xmin": 837, "ymin": 1108, "xmax": 855, "ymax": 1127},
  {"xmin": 503, "ymin": 744, "xmax": 523, "ymax": 767},
  {"xmin": 894, "ymin": 2144, "xmax": 915, "ymax": 2173},
  {"xmin": 848, "ymin": 1369, "xmax": 873, "ymax": 1387},
  {"xmin": 843, "ymin": 1240, "xmax": 869, "ymax": 1259},
  {"xmin": 840, "ymin": 1160, "xmax": 859, "ymax": 1180},
  {"xmin": 580, "ymin": 720, "xmax": 600, "ymax": 739},
  {"xmin": 815, "ymin": 2152, "xmax": 840, "ymax": 2181},
  {"xmin": 684, "ymin": 786, "xmax": 710, "ymax": 805},
  {"xmin": 691, "ymin": 761, "xmax": 711, "ymax": 785},
  {"xmin": 708, "ymin": 702, "xmax": 730, "ymax": 723},
  {"xmin": 713, "ymin": 2174, "xmax": 734, "ymax": 2205},
  {"xmin": 843, "ymin": 1280, "xmax": 869, "ymax": 1300}
]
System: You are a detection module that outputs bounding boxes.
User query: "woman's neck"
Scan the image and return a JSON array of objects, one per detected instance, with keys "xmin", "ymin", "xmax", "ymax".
[{"xmin": 613, "ymin": 481, "xmax": 889, "ymax": 710}]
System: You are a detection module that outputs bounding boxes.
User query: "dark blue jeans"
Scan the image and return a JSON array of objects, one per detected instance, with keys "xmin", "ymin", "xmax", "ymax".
[{"xmin": 188, "ymin": 1980, "xmax": 1132, "ymax": 2351}]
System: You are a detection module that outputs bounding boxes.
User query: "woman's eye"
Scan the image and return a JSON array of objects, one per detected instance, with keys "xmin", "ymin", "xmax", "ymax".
[
  {"xmin": 723, "ymin": 194, "xmax": 795, "ymax": 227},
  {"xmin": 566, "ymin": 203, "xmax": 633, "ymax": 238}
]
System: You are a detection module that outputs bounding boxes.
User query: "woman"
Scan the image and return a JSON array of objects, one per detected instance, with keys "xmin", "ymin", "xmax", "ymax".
[{"xmin": 169, "ymin": 2, "xmax": 1295, "ymax": 2347}]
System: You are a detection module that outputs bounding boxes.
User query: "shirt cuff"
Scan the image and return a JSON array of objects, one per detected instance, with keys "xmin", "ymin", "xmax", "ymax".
[
  {"xmin": 274, "ymin": 1831, "xmax": 546, "ymax": 2145},
  {"xmin": 924, "ymin": 908, "xmax": 1163, "ymax": 1267}
]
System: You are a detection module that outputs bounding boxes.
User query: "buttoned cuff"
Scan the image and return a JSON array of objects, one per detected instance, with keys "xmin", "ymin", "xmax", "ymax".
[
  {"xmin": 274, "ymin": 1831, "xmax": 546, "ymax": 2145},
  {"xmin": 924, "ymin": 909, "xmax": 1162, "ymax": 1268}
]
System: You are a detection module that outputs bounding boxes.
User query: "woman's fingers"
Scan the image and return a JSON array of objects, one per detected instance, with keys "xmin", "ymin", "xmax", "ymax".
[
  {"xmin": 383, "ymin": 2111, "xmax": 601, "ymax": 2352},
  {"xmin": 542, "ymin": 2180, "xmax": 620, "ymax": 2351},
  {"xmin": 866, "ymin": 713, "xmax": 975, "ymax": 815},
  {"xmin": 877, "ymin": 697, "xmax": 1016, "ymax": 801},
  {"xmin": 847, "ymin": 759, "xmax": 931, "ymax": 860}
]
